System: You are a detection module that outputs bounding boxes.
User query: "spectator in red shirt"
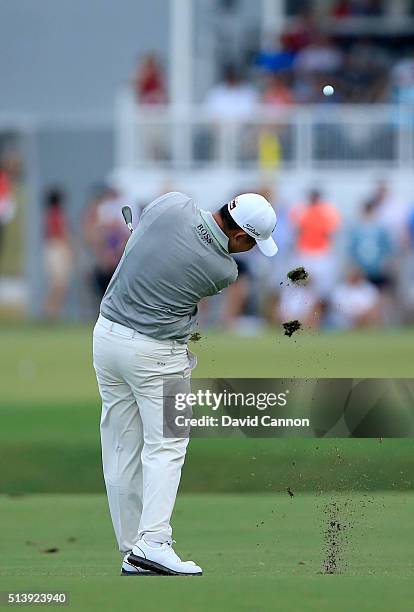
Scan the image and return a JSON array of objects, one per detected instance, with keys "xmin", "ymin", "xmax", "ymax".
[
  {"xmin": 332, "ymin": 0, "xmax": 383, "ymax": 18},
  {"xmin": 281, "ymin": 9, "xmax": 315, "ymax": 53},
  {"xmin": 0, "ymin": 165, "xmax": 16, "ymax": 266},
  {"xmin": 43, "ymin": 188, "xmax": 73, "ymax": 320},
  {"xmin": 133, "ymin": 53, "xmax": 167, "ymax": 105}
]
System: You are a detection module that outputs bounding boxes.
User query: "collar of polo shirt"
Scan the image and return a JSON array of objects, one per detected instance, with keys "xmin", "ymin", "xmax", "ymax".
[{"xmin": 199, "ymin": 209, "xmax": 229, "ymax": 253}]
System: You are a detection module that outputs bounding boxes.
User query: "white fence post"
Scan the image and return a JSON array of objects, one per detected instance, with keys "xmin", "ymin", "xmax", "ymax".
[
  {"xmin": 397, "ymin": 104, "xmax": 414, "ymax": 170},
  {"xmin": 295, "ymin": 107, "xmax": 312, "ymax": 171},
  {"xmin": 115, "ymin": 90, "xmax": 137, "ymax": 170}
]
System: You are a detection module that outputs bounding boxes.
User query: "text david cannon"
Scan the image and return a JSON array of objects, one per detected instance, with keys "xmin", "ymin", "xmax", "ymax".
[{"xmin": 175, "ymin": 415, "xmax": 310, "ymax": 428}]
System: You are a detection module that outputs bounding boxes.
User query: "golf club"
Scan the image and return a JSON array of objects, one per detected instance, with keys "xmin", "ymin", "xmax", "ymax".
[{"xmin": 122, "ymin": 205, "xmax": 134, "ymax": 233}]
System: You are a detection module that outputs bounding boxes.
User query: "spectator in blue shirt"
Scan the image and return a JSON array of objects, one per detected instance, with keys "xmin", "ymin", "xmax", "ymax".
[
  {"xmin": 407, "ymin": 208, "xmax": 414, "ymax": 248},
  {"xmin": 349, "ymin": 199, "xmax": 394, "ymax": 289}
]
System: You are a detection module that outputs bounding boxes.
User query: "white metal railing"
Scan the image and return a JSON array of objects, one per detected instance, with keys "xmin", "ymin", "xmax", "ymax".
[{"xmin": 115, "ymin": 91, "xmax": 414, "ymax": 171}]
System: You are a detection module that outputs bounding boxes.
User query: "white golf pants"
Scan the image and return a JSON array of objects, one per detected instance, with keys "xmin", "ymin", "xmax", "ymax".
[{"xmin": 92, "ymin": 315, "xmax": 195, "ymax": 554}]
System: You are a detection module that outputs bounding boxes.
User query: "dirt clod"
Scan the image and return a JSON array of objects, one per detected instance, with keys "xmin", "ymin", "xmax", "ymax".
[
  {"xmin": 42, "ymin": 547, "xmax": 59, "ymax": 554},
  {"xmin": 189, "ymin": 332, "xmax": 202, "ymax": 342},
  {"xmin": 287, "ymin": 266, "xmax": 309, "ymax": 284},
  {"xmin": 322, "ymin": 499, "xmax": 354, "ymax": 574},
  {"xmin": 282, "ymin": 320, "xmax": 302, "ymax": 337}
]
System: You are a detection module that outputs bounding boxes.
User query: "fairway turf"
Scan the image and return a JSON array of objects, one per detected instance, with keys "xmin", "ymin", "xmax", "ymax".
[
  {"xmin": 0, "ymin": 493, "xmax": 413, "ymax": 611},
  {"xmin": 1, "ymin": 325, "xmax": 414, "ymax": 610},
  {"xmin": 1, "ymin": 325, "xmax": 414, "ymax": 407},
  {"xmin": 1, "ymin": 324, "xmax": 413, "ymax": 494}
]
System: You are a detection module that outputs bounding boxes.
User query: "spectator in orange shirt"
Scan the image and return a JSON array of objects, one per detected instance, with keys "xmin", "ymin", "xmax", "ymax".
[
  {"xmin": 290, "ymin": 189, "xmax": 341, "ymax": 297},
  {"xmin": 262, "ymin": 73, "xmax": 295, "ymax": 108}
]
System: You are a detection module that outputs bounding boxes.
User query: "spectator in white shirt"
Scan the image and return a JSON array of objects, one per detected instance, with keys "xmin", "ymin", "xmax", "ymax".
[
  {"xmin": 294, "ymin": 32, "xmax": 343, "ymax": 75},
  {"xmin": 204, "ymin": 65, "xmax": 258, "ymax": 121},
  {"xmin": 331, "ymin": 267, "xmax": 381, "ymax": 329}
]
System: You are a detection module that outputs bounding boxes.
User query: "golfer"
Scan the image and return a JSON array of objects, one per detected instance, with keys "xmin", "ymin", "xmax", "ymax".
[{"xmin": 93, "ymin": 191, "xmax": 278, "ymax": 576}]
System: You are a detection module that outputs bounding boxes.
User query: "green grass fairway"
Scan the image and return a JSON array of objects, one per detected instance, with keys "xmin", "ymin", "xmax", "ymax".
[
  {"xmin": 0, "ymin": 493, "xmax": 413, "ymax": 611},
  {"xmin": 1, "ymin": 325, "xmax": 414, "ymax": 610},
  {"xmin": 1, "ymin": 324, "xmax": 413, "ymax": 494},
  {"xmin": 1, "ymin": 325, "xmax": 414, "ymax": 407}
]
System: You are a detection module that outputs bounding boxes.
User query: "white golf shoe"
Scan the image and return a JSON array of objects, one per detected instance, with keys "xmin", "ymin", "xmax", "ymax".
[
  {"xmin": 128, "ymin": 540, "xmax": 203, "ymax": 576},
  {"xmin": 121, "ymin": 553, "xmax": 158, "ymax": 576}
]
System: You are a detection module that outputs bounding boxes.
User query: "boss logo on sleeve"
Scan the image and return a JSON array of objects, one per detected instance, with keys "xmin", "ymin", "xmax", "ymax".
[{"xmin": 196, "ymin": 223, "xmax": 212, "ymax": 244}]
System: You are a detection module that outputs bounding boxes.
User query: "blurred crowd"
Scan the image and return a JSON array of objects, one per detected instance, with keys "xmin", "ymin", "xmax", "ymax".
[
  {"xmin": 36, "ymin": 181, "xmax": 414, "ymax": 333},
  {"xmin": 2, "ymin": 0, "xmax": 414, "ymax": 330},
  {"xmin": 253, "ymin": 6, "xmax": 414, "ymax": 108},
  {"xmin": 132, "ymin": 8, "xmax": 414, "ymax": 111},
  {"xmin": 192, "ymin": 182, "xmax": 414, "ymax": 333},
  {"xmin": 199, "ymin": 180, "xmax": 414, "ymax": 334},
  {"xmin": 41, "ymin": 183, "xmax": 132, "ymax": 320},
  {"xmin": 1, "ymin": 139, "xmax": 414, "ymax": 331},
  {"xmin": 129, "ymin": 10, "xmax": 414, "ymax": 169}
]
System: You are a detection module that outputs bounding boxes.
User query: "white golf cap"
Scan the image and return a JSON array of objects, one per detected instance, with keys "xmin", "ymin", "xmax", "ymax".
[{"xmin": 227, "ymin": 193, "xmax": 278, "ymax": 257}]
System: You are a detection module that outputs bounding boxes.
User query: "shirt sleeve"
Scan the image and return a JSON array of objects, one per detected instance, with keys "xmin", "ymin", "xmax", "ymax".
[
  {"xmin": 140, "ymin": 191, "xmax": 191, "ymax": 222},
  {"xmin": 140, "ymin": 193, "xmax": 170, "ymax": 220},
  {"xmin": 216, "ymin": 266, "xmax": 238, "ymax": 292}
]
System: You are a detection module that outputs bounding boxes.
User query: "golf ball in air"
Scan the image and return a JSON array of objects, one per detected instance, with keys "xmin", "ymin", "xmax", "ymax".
[{"xmin": 323, "ymin": 85, "xmax": 334, "ymax": 96}]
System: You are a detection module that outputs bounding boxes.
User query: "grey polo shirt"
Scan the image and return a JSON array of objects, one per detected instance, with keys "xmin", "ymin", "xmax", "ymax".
[{"xmin": 100, "ymin": 191, "xmax": 238, "ymax": 342}]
